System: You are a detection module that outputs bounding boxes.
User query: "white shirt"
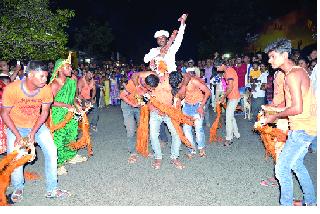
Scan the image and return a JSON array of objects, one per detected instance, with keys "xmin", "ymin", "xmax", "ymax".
[
  {"xmin": 144, "ymin": 24, "xmax": 186, "ymax": 73},
  {"xmin": 252, "ymin": 72, "xmax": 268, "ymax": 98},
  {"xmin": 310, "ymin": 63, "xmax": 318, "ymax": 95},
  {"xmin": 244, "ymin": 63, "xmax": 252, "ymax": 86}
]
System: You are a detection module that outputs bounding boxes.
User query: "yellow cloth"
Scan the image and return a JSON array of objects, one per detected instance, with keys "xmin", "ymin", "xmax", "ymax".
[
  {"xmin": 104, "ymin": 80, "xmax": 110, "ymax": 106},
  {"xmin": 249, "ymin": 69, "xmax": 261, "ymax": 79}
]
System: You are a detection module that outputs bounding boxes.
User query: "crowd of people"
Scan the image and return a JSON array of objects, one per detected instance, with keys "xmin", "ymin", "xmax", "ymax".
[{"xmin": 0, "ymin": 12, "xmax": 318, "ymax": 207}]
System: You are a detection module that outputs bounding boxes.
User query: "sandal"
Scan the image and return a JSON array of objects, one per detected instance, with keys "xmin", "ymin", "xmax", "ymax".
[
  {"xmin": 199, "ymin": 149, "xmax": 206, "ymax": 157},
  {"xmin": 186, "ymin": 153, "xmax": 195, "ymax": 159},
  {"xmin": 260, "ymin": 177, "xmax": 278, "ymax": 187},
  {"xmin": 46, "ymin": 189, "xmax": 71, "ymax": 199},
  {"xmin": 57, "ymin": 166, "xmax": 68, "ymax": 176},
  {"xmin": 223, "ymin": 140, "xmax": 233, "ymax": 147},
  {"xmin": 128, "ymin": 154, "xmax": 138, "ymax": 164},
  {"xmin": 10, "ymin": 189, "xmax": 23, "ymax": 203},
  {"xmin": 152, "ymin": 159, "xmax": 161, "ymax": 170},
  {"xmin": 170, "ymin": 159, "xmax": 185, "ymax": 170}
]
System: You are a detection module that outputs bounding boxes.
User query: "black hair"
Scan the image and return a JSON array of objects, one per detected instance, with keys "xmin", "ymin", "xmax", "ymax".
[
  {"xmin": 26, "ymin": 60, "xmax": 48, "ymax": 74},
  {"xmin": 169, "ymin": 71, "xmax": 183, "ymax": 96},
  {"xmin": 298, "ymin": 57, "xmax": 310, "ymax": 65},
  {"xmin": 145, "ymin": 74, "xmax": 159, "ymax": 88},
  {"xmin": 264, "ymin": 38, "xmax": 292, "ymax": 55}
]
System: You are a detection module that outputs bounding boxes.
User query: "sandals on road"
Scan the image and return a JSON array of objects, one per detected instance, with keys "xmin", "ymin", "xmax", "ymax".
[
  {"xmin": 170, "ymin": 159, "xmax": 185, "ymax": 170},
  {"xmin": 128, "ymin": 154, "xmax": 138, "ymax": 164},
  {"xmin": 260, "ymin": 177, "xmax": 278, "ymax": 187}
]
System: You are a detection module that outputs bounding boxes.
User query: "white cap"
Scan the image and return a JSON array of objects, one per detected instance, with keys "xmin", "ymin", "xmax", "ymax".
[{"xmin": 154, "ymin": 30, "xmax": 169, "ymax": 38}]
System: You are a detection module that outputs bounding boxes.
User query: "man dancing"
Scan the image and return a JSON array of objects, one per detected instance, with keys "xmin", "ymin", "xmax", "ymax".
[
  {"xmin": 217, "ymin": 62, "xmax": 241, "ymax": 146},
  {"xmin": 169, "ymin": 71, "xmax": 211, "ymax": 158},
  {"xmin": 144, "ymin": 14, "xmax": 188, "ymax": 76},
  {"xmin": 120, "ymin": 74, "xmax": 160, "ymax": 164},
  {"xmin": 0, "ymin": 61, "xmax": 70, "ymax": 203},
  {"xmin": 264, "ymin": 39, "xmax": 317, "ymax": 206},
  {"xmin": 77, "ymin": 69, "xmax": 98, "ymax": 131}
]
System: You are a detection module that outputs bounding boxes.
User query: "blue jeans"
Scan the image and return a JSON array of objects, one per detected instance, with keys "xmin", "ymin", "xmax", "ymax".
[
  {"xmin": 89, "ymin": 102, "xmax": 99, "ymax": 127},
  {"xmin": 159, "ymin": 122, "xmax": 169, "ymax": 142},
  {"xmin": 309, "ymin": 136, "xmax": 317, "ymax": 153},
  {"xmin": 149, "ymin": 111, "xmax": 181, "ymax": 160},
  {"xmin": 275, "ymin": 130, "xmax": 316, "ymax": 206},
  {"xmin": 182, "ymin": 103, "xmax": 205, "ymax": 153},
  {"xmin": 204, "ymin": 97, "xmax": 211, "ymax": 126},
  {"xmin": 252, "ymin": 97, "xmax": 266, "ymax": 120},
  {"xmin": 6, "ymin": 125, "xmax": 58, "ymax": 192},
  {"xmin": 121, "ymin": 101, "xmax": 140, "ymax": 154}
]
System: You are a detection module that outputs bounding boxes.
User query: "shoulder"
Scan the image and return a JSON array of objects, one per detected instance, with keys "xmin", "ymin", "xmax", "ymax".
[
  {"xmin": 42, "ymin": 84, "xmax": 52, "ymax": 92},
  {"xmin": 4, "ymin": 80, "xmax": 20, "ymax": 91}
]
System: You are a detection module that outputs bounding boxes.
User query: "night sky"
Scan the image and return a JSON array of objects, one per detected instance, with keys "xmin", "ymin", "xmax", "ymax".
[{"xmin": 55, "ymin": 0, "xmax": 316, "ymax": 63}]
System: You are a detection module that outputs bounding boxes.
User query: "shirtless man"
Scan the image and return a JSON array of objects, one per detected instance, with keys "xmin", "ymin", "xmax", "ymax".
[
  {"xmin": 77, "ymin": 69, "xmax": 98, "ymax": 131},
  {"xmin": 264, "ymin": 39, "xmax": 317, "ymax": 206},
  {"xmin": 169, "ymin": 71, "xmax": 211, "ymax": 158}
]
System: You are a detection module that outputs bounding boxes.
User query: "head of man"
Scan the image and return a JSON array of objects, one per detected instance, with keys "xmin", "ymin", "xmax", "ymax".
[
  {"xmin": 144, "ymin": 74, "xmax": 160, "ymax": 92},
  {"xmin": 252, "ymin": 62, "xmax": 259, "ymax": 70},
  {"xmin": 154, "ymin": 30, "xmax": 169, "ymax": 48},
  {"xmin": 26, "ymin": 60, "xmax": 49, "ymax": 88},
  {"xmin": 260, "ymin": 63, "xmax": 267, "ymax": 72},
  {"xmin": 235, "ymin": 57, "xmax": 242, "ymax": 65},
  {"xmin": 264, "ymin": 38, "xmax": 292, "ymax": 69},
  {"xmin": 188, "ymin": 59, "xmax": 194, "ymax": 68},
  {"xmin": 298, "ymin": 58, "xmax": 310, "ymax": 71},
  {"xmin": 309, "ymin": 49, "xmax": 317, "ymax": 60},
  {"xmin": 243, "ymin": 55, "xmax": 251, "ymax": 64},
  {"xmin": 59, "ymin": 63, "xmax": 72, "ymax": 77},
  {"xmin": 85, "ymin": 69, "xmax": 94, "ymax": 80},
  {"xmin": 0, "ymin": 60, "xmax": 9, "ymax": 74},
  {"xmin": 216, "ymin": 60, "xmax": 228, "ymax": 72},
  {"xmin": 169, "ymin": 71, "xmax": 184, "ymax": 96}
]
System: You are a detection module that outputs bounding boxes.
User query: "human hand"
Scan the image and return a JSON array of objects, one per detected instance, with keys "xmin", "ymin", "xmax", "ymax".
[
  {"xmin": 263, "ymin": 114, "xmax": 277, "ymax": 125},
  {"xmin": 177, "ymin": 85, "xmax": 186, "ymax": 99},
  {"xmin": 197, "ymin": 106, "xmax": 204, "ymax": 118},
  {"xmin": 178, "ymin": 14, "xmax": 188, "ymax": 25},
  {"xmin": 27, "ymin": 132, "xmax": 35, "ymax": 145}
]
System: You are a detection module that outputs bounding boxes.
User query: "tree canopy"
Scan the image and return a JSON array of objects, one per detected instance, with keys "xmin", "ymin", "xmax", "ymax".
[
  {"xmin": 0, "ymin": 0, "xmax": 74, "ymax": 61},
  {"xmin": 72, "ymin": 18, "xmax": 114, "ymax": 60}
]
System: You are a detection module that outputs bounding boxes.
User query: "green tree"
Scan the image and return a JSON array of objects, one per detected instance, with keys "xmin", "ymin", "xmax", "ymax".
[
  {"xmin": 0, "ymin": 0, "xmax": 74, "ymax": 61},
  {"xmin": 72, "ymin": 18, "xmax": 114, "ymax": 60}
]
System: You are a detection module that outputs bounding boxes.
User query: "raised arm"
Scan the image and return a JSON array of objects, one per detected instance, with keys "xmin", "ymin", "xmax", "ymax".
[{"xmin": 170, "ymin": 14, "xmax": 187, "ymax": 54}]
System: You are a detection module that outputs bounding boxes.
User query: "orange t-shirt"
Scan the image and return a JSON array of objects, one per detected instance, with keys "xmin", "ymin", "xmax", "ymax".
[
  {"xmin": 2, "ymin": 80, "xmax": 53, "ymax": 128},
  {"xmin": 124, "ymin": 80, "xmax": 145, "ymax": 106},
  {"xmin": 224, "ymin": 67, "xmax": 240, "ymax": 99}
]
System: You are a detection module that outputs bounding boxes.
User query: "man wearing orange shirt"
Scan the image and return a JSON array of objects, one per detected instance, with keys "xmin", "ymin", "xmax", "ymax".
[
  {"xmin": 120, "ymin": 74, "xmax": 159, "ymax": 164},
  {"xmin": 217, "ymin": 62, "xmax": 241, "ymax": 146},
  {"xmin": 0, "ymin": 61, "xmax": 70, "ymax": 203}
]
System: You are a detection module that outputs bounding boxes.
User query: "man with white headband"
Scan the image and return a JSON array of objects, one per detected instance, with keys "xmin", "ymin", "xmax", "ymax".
[{"xmin": 144, "ymin": 14, "xmax": 188, "ymax": 75}]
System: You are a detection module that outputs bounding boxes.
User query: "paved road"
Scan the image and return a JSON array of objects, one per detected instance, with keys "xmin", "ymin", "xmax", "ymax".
[{"xmin": 3, "ymin": 106, "xmax": 317, "ymax": 206}]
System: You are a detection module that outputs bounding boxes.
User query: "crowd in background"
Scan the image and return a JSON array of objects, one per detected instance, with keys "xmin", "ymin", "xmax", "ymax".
[{"xmin": 1, "ymin": 47, "xmax": 317, "ymax": 120}]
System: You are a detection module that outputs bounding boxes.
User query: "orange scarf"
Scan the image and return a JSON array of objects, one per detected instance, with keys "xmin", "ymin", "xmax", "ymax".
[
  {"xmin": 0, "ymin": 151, "xmax": 32, "ymax": 206},
  {"xmin": 136, "ymin": 97, "xmax": 195, "ymax": 157},
  {"xmin": 209, "ymin": 102, "xmax": 226, "ymax": 143}
]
